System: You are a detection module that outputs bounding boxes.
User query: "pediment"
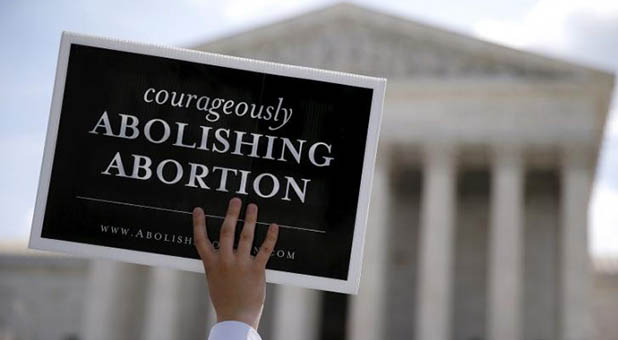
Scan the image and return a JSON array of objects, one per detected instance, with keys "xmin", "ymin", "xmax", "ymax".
[{"xmin": 193, "ymin": 3, "xmax": 610, "ymax": 82}]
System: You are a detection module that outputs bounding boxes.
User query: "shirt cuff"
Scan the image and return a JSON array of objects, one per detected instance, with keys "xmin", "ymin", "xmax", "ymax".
[{"xmin": 208, "ymin": 321, "xmax": 262, "ymax": 340}]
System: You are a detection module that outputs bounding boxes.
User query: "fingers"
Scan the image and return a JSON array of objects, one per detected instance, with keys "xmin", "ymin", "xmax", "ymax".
[
  {"xmin": 220, "ymin": 197, "xmax": 242, "ymax": 258},
  {"xmin": 255, "ymin": 223, "xmax": 279, "ymax": 267},
  {"xmin": 238, "ymin": 203, "xmax": 257, "ymax": 256},
  {"xmin": 192, "ymin": 207, "xmax": 213, "ymax": 262},
  {"xmin": 196, "ymin": 199, "xmax": 277, "ymax": 268}
]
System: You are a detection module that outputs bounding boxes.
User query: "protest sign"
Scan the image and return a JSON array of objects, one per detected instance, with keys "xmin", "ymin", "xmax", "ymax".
[{"xmin": 29, "ymin": 32, "xmax": 386, "ymax": 294}]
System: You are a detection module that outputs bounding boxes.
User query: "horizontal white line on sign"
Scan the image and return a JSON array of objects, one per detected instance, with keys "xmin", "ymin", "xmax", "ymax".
[{"xmin": 75, "ymin": 195, "xmax": 326, "ymax": 234}]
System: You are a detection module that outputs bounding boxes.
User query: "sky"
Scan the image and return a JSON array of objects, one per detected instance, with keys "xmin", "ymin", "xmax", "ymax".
[{"xmin": 0, "ymin": 0, "xmax": 616, "ymax": 256}]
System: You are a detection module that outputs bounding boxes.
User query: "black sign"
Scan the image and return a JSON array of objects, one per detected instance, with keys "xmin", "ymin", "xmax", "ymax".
[{"xmin": 29, "ymin": 32, "xmax": 385, "ymax": 293}]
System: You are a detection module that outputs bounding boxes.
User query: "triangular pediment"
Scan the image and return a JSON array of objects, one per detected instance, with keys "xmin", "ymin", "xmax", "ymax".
[{"xmin": 193, "ymin": 3, "xmax": 610, "ymax": 82}]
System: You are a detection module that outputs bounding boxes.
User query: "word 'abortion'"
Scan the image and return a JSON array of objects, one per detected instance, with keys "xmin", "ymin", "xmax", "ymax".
[{"xmin": 88, "ymin": 111, "xmax": 335, "ymax": 203}]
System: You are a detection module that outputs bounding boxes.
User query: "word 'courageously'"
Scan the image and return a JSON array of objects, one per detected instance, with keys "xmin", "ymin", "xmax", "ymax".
[{"xmin": 143, "ymin": 88, "xmax": 293, "ymax": 131}]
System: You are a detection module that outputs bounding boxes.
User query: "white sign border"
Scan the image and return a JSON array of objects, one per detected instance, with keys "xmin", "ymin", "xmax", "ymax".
[{"xmin": 29, "ymin": 31, "xmax": 386, "ymax": 294}]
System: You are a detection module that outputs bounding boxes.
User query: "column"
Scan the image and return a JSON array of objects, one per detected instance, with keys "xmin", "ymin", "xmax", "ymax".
[
  {"xmin": 560, "ymin": 151, "xmax": 594, "ymax": 340},
  {"xmin": 415, "ymin": 144, "xmax": 456, "ymax": 340},
  {"xmin": 82, "ymin": 261, "xmax": 147, "ymax": 340},
  {"xmin": 272, "ymin": 286, "xmax": 321, "ymax": 340},
  {"xmin": 347, "ymin": 152, "xmax": 390, "ymax": 340},
  {"xmin": 142, "ymin": 267, "xmax": 182, "ymax": 340},
  {"xmin": 487, "ymin": 147, "xmax": 523, "ymax": 340}
]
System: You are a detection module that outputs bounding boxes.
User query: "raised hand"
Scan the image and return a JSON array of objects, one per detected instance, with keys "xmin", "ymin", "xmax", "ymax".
[{"xmin": 193, "ymin": 197, "xmax": 279, "ymax": 330}]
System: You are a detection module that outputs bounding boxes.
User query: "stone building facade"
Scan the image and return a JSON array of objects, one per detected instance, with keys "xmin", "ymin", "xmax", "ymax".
[{"xmin": 1, "ymin": 3, "xmax": 615, "ymax": 340}]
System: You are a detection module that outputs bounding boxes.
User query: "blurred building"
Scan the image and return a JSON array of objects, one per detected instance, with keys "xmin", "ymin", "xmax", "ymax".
[
  {"xmin": 1, "ymin": 3, "xmax": 615, "ymax": 340},
  {"xmin": 0, "ymin": 244, "xmax": 86, "ymax": 340}
]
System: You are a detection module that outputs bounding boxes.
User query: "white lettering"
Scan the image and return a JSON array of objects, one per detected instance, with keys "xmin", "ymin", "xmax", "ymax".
[
  {"xmin": 253, "ymin": 173, "xmax": 279, "ymax": 199},
  {"xmin": 102, "ymin": 152, "xmax": 127, "ymax": 177},
  {"xmin": 144, "ymin": 119, "xmax": 171, "ymax": 144},
  {"xmin": 156, "ymin": 159, "xmax": 183, "ymax": 184},
  {"xmin": 283, "ymin": 177, "xmax": 310, "ymax": 203}
]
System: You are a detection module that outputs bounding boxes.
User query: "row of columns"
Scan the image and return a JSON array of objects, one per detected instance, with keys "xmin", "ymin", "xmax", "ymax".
[
  {"xmin": 412, "ymin": 145, "xmax": 594, "ymax": 340},
  {"xmin": 82, "ymin": 263, "xmax": 213, "ymax": 340},
  {"xmin": 81, "ymin": 144, "xmax": 594, "ymax": 340}
]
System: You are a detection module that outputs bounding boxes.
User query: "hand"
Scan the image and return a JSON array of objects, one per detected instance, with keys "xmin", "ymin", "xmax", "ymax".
[{"xmin": 192, "ymin": 197, "xmax": 279, "ymax": 330}]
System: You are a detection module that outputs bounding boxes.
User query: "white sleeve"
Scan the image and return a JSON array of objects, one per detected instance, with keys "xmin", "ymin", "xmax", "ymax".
[{"xmin": 207, "ymin": 321, "xmax": 262, "ymax": 340}]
